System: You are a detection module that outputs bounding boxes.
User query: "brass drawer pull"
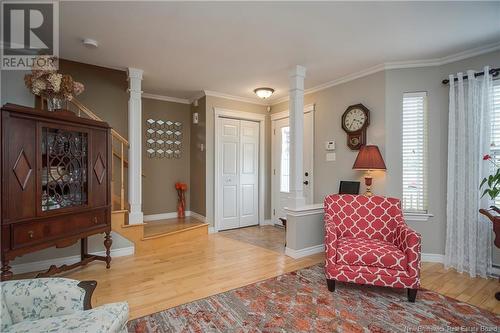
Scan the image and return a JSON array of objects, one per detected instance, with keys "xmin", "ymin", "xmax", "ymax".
[
  {"xmin": 28, "ymin": 231, "xmax": 34, "ymax": 239},
  {"xmin": 93, "ymin": 216, "xmax": 98, "ymax": 224}
]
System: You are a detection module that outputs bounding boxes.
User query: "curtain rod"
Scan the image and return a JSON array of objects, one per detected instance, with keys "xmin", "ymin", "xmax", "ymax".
[{"xmin": 442, "ymin": 68, "xmax": 500, "ymax": 85}]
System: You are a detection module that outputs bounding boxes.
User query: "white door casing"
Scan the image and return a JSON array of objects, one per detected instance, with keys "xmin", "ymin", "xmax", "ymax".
[
  {"xmin": 271, "ymin": 105, "xmax": 314, "ymax": 220},
  {"xmin": 214, "ymin": 108, "xmax": 265, "ymax": 232}
]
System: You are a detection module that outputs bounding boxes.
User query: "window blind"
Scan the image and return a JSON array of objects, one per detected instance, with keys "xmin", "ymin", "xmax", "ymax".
[{"xmin": 402, "ymin": 92, "xmax": 428, "ymax": 213}]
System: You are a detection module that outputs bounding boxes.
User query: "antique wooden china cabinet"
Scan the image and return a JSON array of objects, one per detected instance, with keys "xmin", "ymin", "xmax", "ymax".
[{"xmin": 0, "ymin": 103, "xmax": 112, "ymax": 280}]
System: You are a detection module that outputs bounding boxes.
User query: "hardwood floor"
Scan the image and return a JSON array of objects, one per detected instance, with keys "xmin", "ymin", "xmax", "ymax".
[
  {"xmin": 47, "ymin": 232, "xmax": 322, "ymax": 320},
  {"xmin": 15, "ymin": 226, "xmax": 500, "ymax": 320}
]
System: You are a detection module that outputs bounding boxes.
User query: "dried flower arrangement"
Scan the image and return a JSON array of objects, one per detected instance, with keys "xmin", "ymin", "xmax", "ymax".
[{"xmin": 24, "ymin": 56, "xmax": 84, "ymax": 105}]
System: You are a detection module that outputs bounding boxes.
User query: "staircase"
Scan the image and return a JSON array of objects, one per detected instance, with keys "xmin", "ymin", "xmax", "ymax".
[{"xmin": 41, "ymin": 98, "xmax": 208, "ymax": 254}]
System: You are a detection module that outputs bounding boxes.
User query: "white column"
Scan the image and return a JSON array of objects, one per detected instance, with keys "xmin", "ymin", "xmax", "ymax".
[
  {"xmin": 288, "ymin": 65, "xmax": 307, "ymax": 208},
  {"xmin": 127, "ymin": 68, "xmax": 144, "ymax": 224}
]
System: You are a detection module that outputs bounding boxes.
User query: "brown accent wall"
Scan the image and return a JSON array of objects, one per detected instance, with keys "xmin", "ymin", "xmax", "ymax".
[
  {"xmin": 59, "ymin": 59, "xmax": 129, "ymax": 138},
  {"xmin": 142, "ymin": 98, "xmax": 191, "ymax": 215}
]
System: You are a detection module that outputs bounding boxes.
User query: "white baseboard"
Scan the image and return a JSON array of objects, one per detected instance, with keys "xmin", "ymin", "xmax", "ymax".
[
  {"xmin": 420, "ymin": 253, "xmax": 500, "ymax": 276},
  {"xmin": 284, "ymin": 249, "xmax": 449, "ymax": 262},
  {"xmin": 144, "ymin": 211, "xmax": 178, "ymax": 221},
  {"xmin": 144, "ymin": 210, "xmax": 207, "ymax": 223},
  {"xmin": 189, "ymin": 211, "xmax": 208, "ymax": 223},
  {"xmin": 285, "ymin": 244, "xmax": 325, "ymax": 259},
  {"xmin": 421, "ymin": 253, "xmax": 444, "ymax": 263},
  {"xmin": 11, "ymin": 246, "xmax": 135, "ymax": 275},
  {"xmin": 260, "ymin": 219, "xmax": 274, "ymax": 226},
  {"xmin": 208, "ymin": 226, "xmax": 216, "ymax": 234}
]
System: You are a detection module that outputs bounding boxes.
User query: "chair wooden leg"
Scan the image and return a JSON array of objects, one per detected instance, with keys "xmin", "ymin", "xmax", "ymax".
[
  {"xmin": 327, "ymin": 279, "xmax": 336, "ymax": 292},
  {"xmin": 407, "ymin": 288, "xmax": 418, "ymax": 302}
]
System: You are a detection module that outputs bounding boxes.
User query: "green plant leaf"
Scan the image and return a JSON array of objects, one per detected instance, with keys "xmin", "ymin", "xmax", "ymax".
[
  {"xmin": 488, "ymin": 175, "xmax": 494, "ymax": 187},
  {"xmin": 480, "ymin": 177, "xmax": 488, "ymax": 189}
]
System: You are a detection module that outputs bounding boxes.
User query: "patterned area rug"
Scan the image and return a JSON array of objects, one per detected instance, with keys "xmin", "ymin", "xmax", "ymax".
[{"xmin": 128, "ymin": 264, "xmax": 500, "ymax": 332}]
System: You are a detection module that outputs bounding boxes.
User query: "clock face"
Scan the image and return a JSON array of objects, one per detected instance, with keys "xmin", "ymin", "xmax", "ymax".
[{"xmin": 343, "ymin": 108, "xmax": 367, "ymax": 132}]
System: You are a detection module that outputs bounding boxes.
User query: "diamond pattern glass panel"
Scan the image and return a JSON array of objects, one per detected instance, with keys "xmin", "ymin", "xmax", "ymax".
[{"xmin": 41, "ymin": 127, "xmax": 88, "ymax": 211}]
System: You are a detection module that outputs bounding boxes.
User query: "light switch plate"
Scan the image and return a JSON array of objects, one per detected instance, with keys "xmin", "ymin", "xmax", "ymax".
[
  {"xmin": 326, "ymin": 152, "xmax": 336, "ymax": 161},
  {"xmin": 325, "ymin": 140, "xmax": 335, "ymax": 151}
]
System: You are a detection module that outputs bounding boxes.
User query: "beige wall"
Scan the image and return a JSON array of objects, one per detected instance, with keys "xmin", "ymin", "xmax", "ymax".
[
  {"xmin": 385, "ymin": 50, "xmax": 500, "ymax": 261},
  {"xmin": 190, "ymin": 97, "xmax": 207, "ymax": 216},
  {"xmin": 271, "ymin": 71, "xmax": 387, "ymax": 201},
  {"xmin": 272, "ymin": 51, "xmax": 500, "ymax": 261},
  {"xmin": 205, "ymin": 96, "xmax": 271, "ymax": 226},
  {"xmin": 142, "ymin": 98, "xmax": 191, "ymax": 216}
]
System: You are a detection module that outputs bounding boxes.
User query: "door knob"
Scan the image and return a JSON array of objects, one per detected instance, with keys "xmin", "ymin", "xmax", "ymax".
[
  {"xmin": 93, "ymin": 216, "xmax": 98, "ymax": 224},
  {"xmin": 28, "ymin": 231, "xmax": 34, "ymax": 239},
  {"xmin": 303, "ymin": 180, "xmax": 309, "ymax": 185},
  {"xmin": 305, "ymin": 172, "xmax": 309, "ymax": 177}
]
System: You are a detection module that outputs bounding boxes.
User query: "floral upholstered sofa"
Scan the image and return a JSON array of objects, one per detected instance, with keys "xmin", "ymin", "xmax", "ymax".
[{"xmin": 1, "ymin": 278, "xmax": 128, "ymax": 333}]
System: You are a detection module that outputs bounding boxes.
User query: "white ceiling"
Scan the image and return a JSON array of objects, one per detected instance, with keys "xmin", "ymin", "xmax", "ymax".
[{"xmin": 60, "ymin": 1, "xmax": 500, "ymax": 103}]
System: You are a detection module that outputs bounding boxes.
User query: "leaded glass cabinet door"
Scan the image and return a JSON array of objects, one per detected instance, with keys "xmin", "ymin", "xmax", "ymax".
[{"xmin": 40, "ymin": 125, "xmax": 89, "ymax": 212}]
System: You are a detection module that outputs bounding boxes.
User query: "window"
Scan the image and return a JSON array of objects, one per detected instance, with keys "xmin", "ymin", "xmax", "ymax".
[
  {"xmin": 402, "ymin": 92, "xmax": 428, "ymax": 213},
  {"xmin": 491, "ymin": 81, "xmax": 500, "ymax": 206},
  {"xmin": 280, "ymin": 126, "xmax": 290, "ymax": 193}
]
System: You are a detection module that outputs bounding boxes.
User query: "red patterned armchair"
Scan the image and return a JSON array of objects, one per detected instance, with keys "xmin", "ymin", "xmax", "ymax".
[{"xmin": 324, "ymin": 194, "xmax": 421, "ymax": 302}]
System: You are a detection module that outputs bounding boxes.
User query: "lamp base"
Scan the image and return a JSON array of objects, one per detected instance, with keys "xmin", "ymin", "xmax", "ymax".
[{"xmin": 364, "ymin": 174, "xmax": 373, "ymax": 197}]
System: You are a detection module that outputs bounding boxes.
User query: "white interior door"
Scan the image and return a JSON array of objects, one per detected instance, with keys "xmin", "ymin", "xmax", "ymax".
[
  {"xmin": 239, "ymin": 121, "xmax": 259, "ymax": 227},
  {"xmin": 272, "ymin": 112, "xmax": 313, "ymax": 220},
  {"xmin": 218, "ymin": 118, "xmax": 259, "ymax": 231},
  {"xmin": 220, "ymin": 118, "xmax": 240, "ymax": 230}
]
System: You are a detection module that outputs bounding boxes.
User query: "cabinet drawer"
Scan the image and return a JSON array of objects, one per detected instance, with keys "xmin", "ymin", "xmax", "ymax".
[
  {"xmin": 71, "ymin": 210, "xmax": 107, "ymax": 229},
  {"xmin": 12, "ymin": 210, "xmax": 107, "ymax": 248}
]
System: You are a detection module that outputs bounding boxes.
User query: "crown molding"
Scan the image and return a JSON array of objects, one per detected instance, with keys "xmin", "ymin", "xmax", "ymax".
[
  {"xmin": 269, "ymin": 41, "xmax": 500, "ymax": 105},
  {"xmin": 142, "ymin": 92, "xmax": 191, "ymax": 104},
  {"xmin": 189, "ymin": 90, "xmax": 207, "ymax": 104},
  {"xmin": 204, "ymin": 90, "xmax": 269, "ymax": 106}
]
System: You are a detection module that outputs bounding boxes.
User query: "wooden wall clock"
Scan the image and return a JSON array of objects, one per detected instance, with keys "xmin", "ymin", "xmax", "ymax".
[{"xmin": 341, "ymin": 104, "xmax": 370, "ymax": 150}]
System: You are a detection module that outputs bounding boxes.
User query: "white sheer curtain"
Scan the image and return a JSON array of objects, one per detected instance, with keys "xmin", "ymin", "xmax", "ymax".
[{"xmin": 445, "ymin": 66, "xmax": 493, "ymax": 278}]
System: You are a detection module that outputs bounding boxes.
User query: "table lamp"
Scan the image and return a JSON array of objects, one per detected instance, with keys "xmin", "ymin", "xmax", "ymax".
[{"xmin": 352, "ymin": 145, "xmax": 386, "ymax": 196}]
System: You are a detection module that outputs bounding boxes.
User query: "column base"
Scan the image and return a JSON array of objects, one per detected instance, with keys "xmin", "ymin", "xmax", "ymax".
[{"xmin": 128, "ymin": 211, "xmax": 144, "ymax": 225}]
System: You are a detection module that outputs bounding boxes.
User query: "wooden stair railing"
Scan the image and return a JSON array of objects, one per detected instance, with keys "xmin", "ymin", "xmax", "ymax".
[{"xmin": 40, "ymin": 97, "xmax": 130, "ymax": 212}]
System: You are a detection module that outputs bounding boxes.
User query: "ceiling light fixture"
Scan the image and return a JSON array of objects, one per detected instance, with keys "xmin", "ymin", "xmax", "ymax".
[
  {"xmin": 254, "ymin": 87, "xmax": 274, "ymax": 99},
  {"xmin": 82, "ymin": 38, "xmax": 99, "ymax": 48}
]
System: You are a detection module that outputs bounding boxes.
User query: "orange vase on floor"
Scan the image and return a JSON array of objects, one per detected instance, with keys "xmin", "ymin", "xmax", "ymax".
[{"xmin": 175, "ymin": 182, "xmax": 187, "ymax": 218}]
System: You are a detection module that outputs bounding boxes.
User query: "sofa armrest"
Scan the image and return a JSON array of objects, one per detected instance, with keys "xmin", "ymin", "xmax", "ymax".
[
  {"xmin": 395, "ymin": 224, "xmax": 421, "ymax": 278},
  {"xmin": 325, "ymin": 220, "xmax": 339, "ymax": 266},
  {"xmin": 1, "ymin": 278, "xmax": 96, "ymax": 324}
]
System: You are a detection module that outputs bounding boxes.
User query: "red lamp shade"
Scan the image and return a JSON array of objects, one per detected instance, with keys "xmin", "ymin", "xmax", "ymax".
[{"xmin": 352, "ymin": 145, "xmax": 386, "ymax": 170}]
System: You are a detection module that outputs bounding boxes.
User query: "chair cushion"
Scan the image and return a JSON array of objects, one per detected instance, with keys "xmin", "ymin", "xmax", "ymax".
[
  {"xmin": 1, "ymin": 294, "xmax": 12, "ymax": 331},
  {"xmin": 4, "ymin": 302, "xmax": 129, "ymax": 333},
  {"xmin": 336, "ymin": 237, "xmax": 407, "ymax": 271}
]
